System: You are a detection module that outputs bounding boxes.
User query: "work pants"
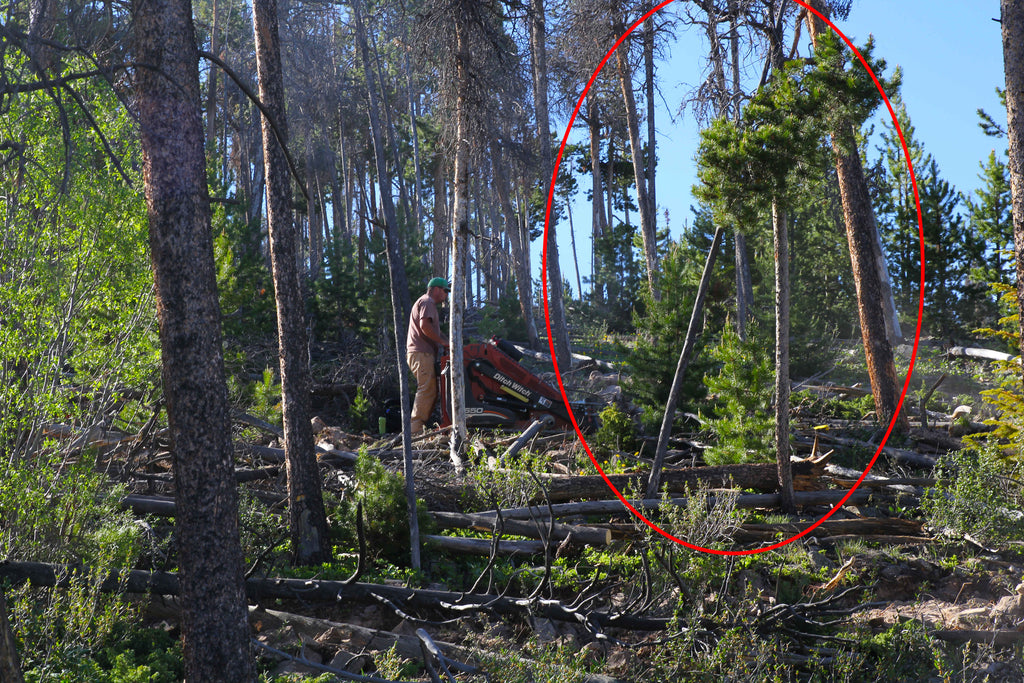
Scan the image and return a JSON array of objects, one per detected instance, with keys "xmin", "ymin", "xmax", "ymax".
[{"xmin": 407, "ymin": 351, "xmax": 437, "ymax": 434}]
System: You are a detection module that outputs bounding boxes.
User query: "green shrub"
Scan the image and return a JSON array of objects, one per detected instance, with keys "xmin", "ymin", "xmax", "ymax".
[
  {"xmin": 592, "ymin": 404, "xmax": 639, "ymax": 457},
  {"xmin": 922, "ymin": 447, "xmax": 1024, "ymax": 546},
  {"xmin": 331, "ymin": 449, "xmax": 431, "ymax": 565},
  {"xmin": 702, "ymin": 324, "xmax": 774, "ymax": 465}
]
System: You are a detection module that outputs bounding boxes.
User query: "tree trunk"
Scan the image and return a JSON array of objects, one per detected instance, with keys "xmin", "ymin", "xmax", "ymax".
[
  {"xmin": 644, "ymin": 4, "xmax": 657, "ymax": 225},
  {"xmin": 773, "ymin": 199, "xmax": 795, "ymax": 513},
  {"xmin": 530, "ymin": 0, "xmax": 573, "ymax": 370},
  {"xmin": 588, "ymin": 95, "xmax": 606, "ymax": 303},
  {"xmin": 613, "ymin": 21, "xmax": 659, "ymax": 300},
  {"xmin": 27, "ymin": 0, "xmax": 57, "ymax": 71},
  {"xmin": 432, "ymin": 151, "xmax": 449, "ymax": 278},
  {"xmin": 448, "ymin": 17, "xmax": 470, "ymax": 469},
  {"xmin": 491, "ymin": 144, "xmax": 540, "ymax": 348},
  {"xmin": 353, "ymin": 0, "xmax": 420, "ymax": 569},
  {"xmin": 205, "ymin": 0, "xmax": 219, "ymax": 155},
  {"xmin": 804, "ymin": 4, "xmax": 907, "ymax": 431},
  {"xmin": 0, "ymin": 591, "xmax": 23, "ymax": 683},
  {"xmin": 646, "ymin": 226, "xmax": 723, "ymax": 499},
  {"xmin": 730, "ymin": 0, "xmax": 753, "ymax": 339},
  {"xmin": 131, "ymin": 0, "xmax": 253, "ymax": 677},
  {"xmin": 406, "ymin": 54, "xmax": 424, "ymax": 232},
  {"xmin": 306, "ymin": 147, "xmax": 323, "ymax": 281},
  {"xmin": 1002, "ymin": 0, "xmax": 1024, "ymax": 369},
  {"xmin": 252, "ymin": 0, "xmax": 330, "ymax": 566}
]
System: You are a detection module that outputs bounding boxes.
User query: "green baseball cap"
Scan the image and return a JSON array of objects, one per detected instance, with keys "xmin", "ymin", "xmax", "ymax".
[{"xmin": 428, "ymin": 277, "xmax": 450, "ymax": 292}]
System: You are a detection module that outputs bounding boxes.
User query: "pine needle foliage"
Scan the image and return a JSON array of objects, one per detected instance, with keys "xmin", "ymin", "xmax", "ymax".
[{"xmin": 701, "ymin": 324, "xmax": 775, "ymax": 466}]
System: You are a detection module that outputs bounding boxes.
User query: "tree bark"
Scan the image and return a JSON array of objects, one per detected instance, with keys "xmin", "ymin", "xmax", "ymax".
[
  {"xmin": 588, "ymin": 95, "xmax": 606, "ymax": 303},
  {"xmin": 644, "ymin": 3, "xmax": 657, "ymax": 226},
  {"xmin": 530, "ymin": 0, "xmax": 573, "ymax": 370},
  {"xmin": 252, "ymin": 0, "xmax": 330, "ymax": 566},
  {"xmin": 449, "ymin": 14, "xmax": 470, "ymax": 469},
  {"xmin": 27, "ymin": 0, "xmax": 58, "ymax": 72},
  {"xmin": 773, "ymin": 199, "xmax": 795, "ymax": 513},
  {"xmin": 1002, "ymin": 0, "xmax": 1024, "ymax": 370},
  {"xmin": 730, "ymin": 0, "xmax": 753, "ymax": 338},
  {"xmin": 131, "ymin": 0, "xmax": 253, "ymax": 677},
  {"xmin": 353, "ymin": 0, "xmax": 420, "ymax": 569},
  {"xmin": 205, "ymin": 0, "xmax": 219, "ymax": 154},
  {"xmin": 0, "ymin": 590, "xmax": 23, "ymax": 683},
  {"xmin": 432, "ymin": 151, "xmax": 449, "ymax": 277},
  {"xmin": 804, "ymin": 4, "xmax": 907, "ymax": 431}
]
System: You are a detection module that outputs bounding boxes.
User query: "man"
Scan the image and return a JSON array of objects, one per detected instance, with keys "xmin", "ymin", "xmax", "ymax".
[{"xmin": 406, "ymin": 276, "xmax": 450, "ymax": 434}]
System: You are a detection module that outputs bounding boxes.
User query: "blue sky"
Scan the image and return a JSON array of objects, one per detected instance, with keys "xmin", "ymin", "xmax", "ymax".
[{"xmin": 537, "ymin": 1, "xmax": 1007, "ymax": 298}]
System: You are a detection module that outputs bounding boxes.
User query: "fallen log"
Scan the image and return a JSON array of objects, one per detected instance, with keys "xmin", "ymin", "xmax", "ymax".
[
  {"xmin": 528, "ymin": 459, "xmax": 826, "ymax": 503},
  {"xmin": 42, "ymin": 423, "xmax": 132, "ymax": 450},
  {"xmin": 946, "ymin": 346, "xmax": 1017, "ymax": 363},
  {"xmin": 733, "ymin": 517, "xmax": 923, "ymax": 543},
  {"xmin": 811, "ymin": 534, "xmax": 932, "ymax": 546},
  {"xmin": 424, "ymin": 535, "xmax": 546, "ymax": 556},
  {"xmin": 818, "ymin": 434, "xmax": 937, "ymax": 469},
  {"xmin": 509, "ymin": 343, "xmax": 615, "ymax": 372},
  {"xmin": 236, "ymin": 442, "xmax": 357, "ymax": 466},
  {"xmin": 476, "ymin": 488, "xmax": 888, "ymax": 520},
  {"xmin": 253, "ymin": 607, "xmax": 474, "ymax": 670},
  {"xmin": 430, "ymin": 511, "xmax": 611, "ymax": 546},
  {"xmin": 502, "ymin": 416, "xmax": 555, "ymax": 460},
  {"xmin": 0, "ymin": 561, "xmax": 670, "ymax": 631},
  {"xmin": 927, "ymin": 629, "xmax": 1024, "ymax": 646},
  {"xmin": 253, "ymin": 607, "xmax": 577, "ymax": 678}
]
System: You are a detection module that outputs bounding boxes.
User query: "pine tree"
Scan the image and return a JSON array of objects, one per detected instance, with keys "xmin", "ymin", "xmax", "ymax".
[
  {"xmin": 877, "ymin": 104, "xmax": 985, "ymax": 338},
  {"xmin": 965, "ymin": 150, "xmax": 1015, "ymax": 329}
]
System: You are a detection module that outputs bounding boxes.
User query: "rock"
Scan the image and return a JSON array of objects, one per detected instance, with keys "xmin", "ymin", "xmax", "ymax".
[
  {"xmin": 529, "ymin": 616, "xmax": 560, "ymax": 643},
  {"xmin": 328, "ymin": 650, "xmax": 374, "ymax": 674},
  {"xmin": 269, "ymin": 660, "xmax": 321, "ymax": 679},
  {"xmin": 949, "ymin": 406, "xmax": 973, "ymax": 436},
  {"xmin": 991, "ymin": 594, "xmax": 1024, "ymax": 628},
  {"xmin": 577, "ymin": 640, "xmax": 606, "ymax": 665}
]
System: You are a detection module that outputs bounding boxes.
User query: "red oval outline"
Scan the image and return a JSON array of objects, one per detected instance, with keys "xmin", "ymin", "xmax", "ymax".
[{"xmin": 540, "ymin": 0, "xmax": 924, "ymax": 556}]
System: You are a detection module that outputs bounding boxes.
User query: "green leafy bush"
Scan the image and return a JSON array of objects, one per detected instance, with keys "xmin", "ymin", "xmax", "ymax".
[
  {"xmin": 591, "ymin": 404, "xmax": 639, "ymax": 457},
  {"xmin": 922, "ymin": 447, "xmax": 1024, "ymax": 545}
]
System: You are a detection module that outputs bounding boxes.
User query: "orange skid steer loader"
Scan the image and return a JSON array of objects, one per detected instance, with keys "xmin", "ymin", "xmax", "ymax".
[{"xmin": 437, "ymin": 337, "xmax": 596, "ymax": 432}]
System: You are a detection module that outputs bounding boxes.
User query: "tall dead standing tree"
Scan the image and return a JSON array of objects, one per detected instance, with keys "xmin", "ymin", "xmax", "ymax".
[
  {"xmin": 420, "ymin": 0, "xmax": 526, "ymax": 463},
  {"xmin": 252, "ymin": 0, "xmax": 330, "ymax": 565},
  {"xmin": 1002, "ymin": 0, "xmax": 1024, "ymax": 370},
  {"xmin": 530, "ymin": 0, "xmax": 574, "ymax": 368},
  {"xmin": 131, "ymin": 0, "xmax": 253, "ymax": 677},
  {"xmin": 352, "ymin": 0, "xmax": 420, "ymax": 569}
]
